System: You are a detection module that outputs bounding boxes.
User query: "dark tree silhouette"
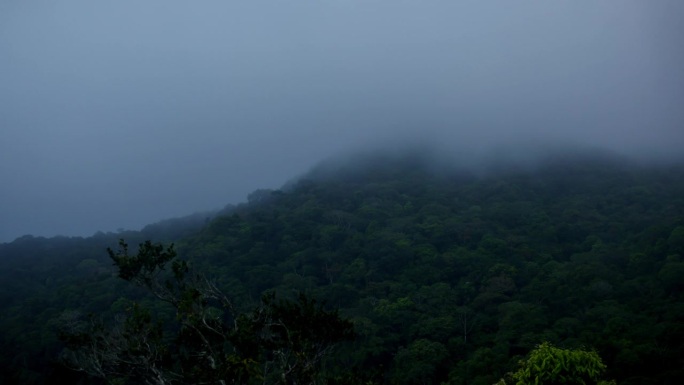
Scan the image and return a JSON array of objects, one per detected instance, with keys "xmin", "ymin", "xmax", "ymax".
[{"xmin": 59, "ymin": 240, "xmax": 354, "ymax": 385}]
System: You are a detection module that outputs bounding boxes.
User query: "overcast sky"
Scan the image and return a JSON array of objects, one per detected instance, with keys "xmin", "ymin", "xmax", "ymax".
[{"xmin": 1, "ymin": 1, "xmax": 683, "ymax": 242}]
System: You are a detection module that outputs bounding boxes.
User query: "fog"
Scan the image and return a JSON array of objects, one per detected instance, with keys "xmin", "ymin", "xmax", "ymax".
[{"xmin": 1, "ymin": 1, "xmax": 683, "ymax": 242}]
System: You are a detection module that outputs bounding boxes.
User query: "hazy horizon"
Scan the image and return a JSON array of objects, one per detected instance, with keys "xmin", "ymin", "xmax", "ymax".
[{"xmin": 2, "ymin": 1, "xmax": 683, "ymax": 243}]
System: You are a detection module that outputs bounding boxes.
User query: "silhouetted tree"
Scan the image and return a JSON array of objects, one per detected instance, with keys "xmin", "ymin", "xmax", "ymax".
[{"xmin": 59, "ymin": 240, "xmax": 354, "ymax": 385}]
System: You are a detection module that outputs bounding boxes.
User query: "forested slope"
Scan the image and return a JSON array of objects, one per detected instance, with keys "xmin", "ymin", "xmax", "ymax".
[
  {"xmin": 1, "ymin": 153, "xmax": 683, "ymax": 384},
  {"xmin": 0, "ymin": 214, "xmax": 213, "ymax": 384}
]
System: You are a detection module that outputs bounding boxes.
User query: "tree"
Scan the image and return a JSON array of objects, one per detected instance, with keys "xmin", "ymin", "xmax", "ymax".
[
  {"xmin": 392, "ymin": 339, "xmax": 448, "ymax": 385},
  {"xmin": 499, "ymin": 342, "xmax": 615, "ymax": 385},
  {"xmin": 59, "ymin": 240, "xmax": 354, "ymax": 385}
]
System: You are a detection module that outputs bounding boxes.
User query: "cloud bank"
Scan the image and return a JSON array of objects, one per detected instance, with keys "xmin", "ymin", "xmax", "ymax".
[{"xmin": 1, "ymin": 1, "xmax": 682, "ymax": 241}]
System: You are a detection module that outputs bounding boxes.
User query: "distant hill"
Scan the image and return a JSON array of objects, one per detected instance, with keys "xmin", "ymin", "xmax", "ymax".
[{"xmin": 1, "ymin": 150, "xmax": 683, "ymax": 384}]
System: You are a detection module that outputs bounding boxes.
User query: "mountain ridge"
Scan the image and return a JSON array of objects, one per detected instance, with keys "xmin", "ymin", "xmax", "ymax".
[{"xmin": 1, "ymin": 150, "xmax": 683, "ymax": 384}]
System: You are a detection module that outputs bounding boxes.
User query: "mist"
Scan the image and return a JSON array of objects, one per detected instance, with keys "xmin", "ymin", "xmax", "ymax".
[{"xmin": 1, "ymin": 1, "xmax": 683, "ymax": 242}]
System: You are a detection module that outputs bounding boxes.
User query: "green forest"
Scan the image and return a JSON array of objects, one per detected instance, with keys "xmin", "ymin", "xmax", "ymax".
[{"xmin": 1, "ymin": 152, "xmax": 683, "ymax": 385}]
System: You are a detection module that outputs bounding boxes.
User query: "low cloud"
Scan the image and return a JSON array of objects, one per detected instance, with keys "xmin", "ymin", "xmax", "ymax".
[{"xmin": 1, "ymin": 1, "xmax": 682, "ymax": 241}]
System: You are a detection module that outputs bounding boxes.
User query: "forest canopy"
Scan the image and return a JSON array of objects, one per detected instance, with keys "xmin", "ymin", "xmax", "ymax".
[{"xmin": 0, "ymin": 153, "xmax": 683, "ymax": 384}]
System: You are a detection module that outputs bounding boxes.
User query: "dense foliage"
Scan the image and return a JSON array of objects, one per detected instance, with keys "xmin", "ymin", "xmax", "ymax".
[
  {"xmin": 60, "ymin": 240, "xmax": 353, "ymax": 385},
  {"xmin": 505, "ymin": 342, "xmax": 614, "ymax": 385},
  {"xmin": 1, "ymin": 152, "xmax": 683, "ymax": 384}
]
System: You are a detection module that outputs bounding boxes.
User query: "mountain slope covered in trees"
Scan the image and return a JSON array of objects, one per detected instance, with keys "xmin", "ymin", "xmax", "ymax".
[{"xmin": 1, "ymin": 151, "xmax": 683, "ymax": 384}]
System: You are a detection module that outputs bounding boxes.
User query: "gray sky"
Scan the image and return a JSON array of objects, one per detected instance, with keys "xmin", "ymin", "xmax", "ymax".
[{"xmin": 1, "ymin": 0, "xmax": 683, "ymax": 242}]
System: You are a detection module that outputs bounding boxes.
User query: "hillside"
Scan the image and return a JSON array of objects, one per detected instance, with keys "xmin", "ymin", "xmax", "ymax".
[{"xmin": 1, "ymin": 152, "xmax": 683, "ymax": 384}]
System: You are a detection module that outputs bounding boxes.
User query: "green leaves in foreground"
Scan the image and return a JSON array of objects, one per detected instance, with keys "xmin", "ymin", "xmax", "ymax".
[{"xmin": 507, "ymin": 342, "xmax": 615, "ymax": 385}]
